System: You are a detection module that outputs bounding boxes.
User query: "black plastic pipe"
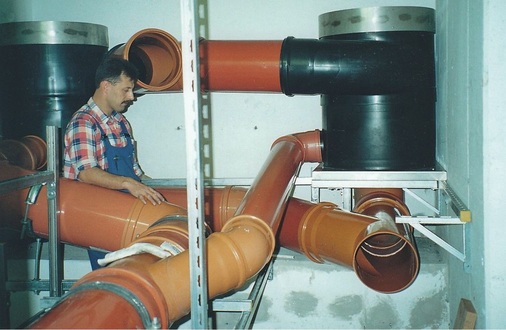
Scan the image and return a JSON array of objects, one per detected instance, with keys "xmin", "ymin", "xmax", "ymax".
[{"xmin": 280, "ymin": 31, "xmax": 435, "ymax": 96}]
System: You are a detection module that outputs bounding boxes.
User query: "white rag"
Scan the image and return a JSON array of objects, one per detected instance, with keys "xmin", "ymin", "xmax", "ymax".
[{"xmin": 97, "ymin": 242, "xmax": 183, "ymax": 266}]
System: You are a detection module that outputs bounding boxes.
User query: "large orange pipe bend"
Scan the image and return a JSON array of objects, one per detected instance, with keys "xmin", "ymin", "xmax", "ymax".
[
  {"xmin": 279, "ymin": 196, "xmax": 419, "ymax": 294},
  {"xmin": 111, "ymin": 28, "xmax": 282, "ymax": 92}
]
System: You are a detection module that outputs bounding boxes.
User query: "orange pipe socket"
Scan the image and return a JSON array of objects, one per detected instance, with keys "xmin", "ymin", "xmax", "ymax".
[
  {"xmin": 111, "ymin": 29, "xmax": 282, "ymax": 92},
  {"xmin": 111, "ymin": 28, "xmax": 183, "ymax": 92},
  {"xmin": 155, "ymin": 185, "xmax": 247, "ymax": 231},
  {"xmin": 279, "ymin": 197, "xmax": 419, "ymax": 293},
  {"xmin": 0, "ymin": 135, "xmax": 47, "ymax": 170}
]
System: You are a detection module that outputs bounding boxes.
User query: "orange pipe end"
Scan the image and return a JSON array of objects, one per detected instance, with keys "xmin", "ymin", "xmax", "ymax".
[
  {"xmin": 0, "ymin": 135, "xmax": 47, "ymax": 170},
  {"xmin": 280, "ymin": 197, "xmax": 419, "ymax": 293},
  {"xmin": 112, "ymin": 28, "xmax": 183, "ymax": 92}
]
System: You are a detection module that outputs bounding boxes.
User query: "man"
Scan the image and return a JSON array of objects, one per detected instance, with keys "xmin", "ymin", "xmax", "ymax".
[
  {"xmin": 63, "ymin": 58, "xmax": 164, "ymax": 205},
  {"xmin": 63, "ymin": 58, "xmax": 165, "ymax": 269}
]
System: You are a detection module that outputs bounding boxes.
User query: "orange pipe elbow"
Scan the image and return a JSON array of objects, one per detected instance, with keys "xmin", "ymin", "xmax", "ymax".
[{"xmin": 235, "ymin": 130, "xmax": 321, "ymax": 233}]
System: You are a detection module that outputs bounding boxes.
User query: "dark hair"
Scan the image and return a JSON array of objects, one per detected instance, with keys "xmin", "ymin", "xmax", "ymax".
[{"xmin": 94, "ymin": 58, "xmax": 139, "ymax": 89}]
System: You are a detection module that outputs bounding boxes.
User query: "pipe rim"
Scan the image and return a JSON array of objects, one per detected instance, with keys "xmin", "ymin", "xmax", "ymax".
[
  {"xmin": 319, "ymin": 6, "xmax": 435, "ymax": 37},
  {"xmin": 0, "ymin": 21, "xmax": 108, "ymax": 46},
  {"xmin": 116, "ymin": 28, "xmax": 182, "ymax": 91},
  {"xmin": 353, "ymin": 230, "xmax": 420, "ymax": 293}
]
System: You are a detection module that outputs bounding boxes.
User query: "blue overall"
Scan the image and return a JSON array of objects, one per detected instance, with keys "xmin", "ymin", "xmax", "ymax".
[{"xmin": 88, "ymin": 119, "xmax": 140, "ymax": 270}]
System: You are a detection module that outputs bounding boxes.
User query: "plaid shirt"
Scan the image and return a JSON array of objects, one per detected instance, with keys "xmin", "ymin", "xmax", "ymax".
[{"xmin": 63, "ymin": 97, "xmax": 143, "ymax": 180}]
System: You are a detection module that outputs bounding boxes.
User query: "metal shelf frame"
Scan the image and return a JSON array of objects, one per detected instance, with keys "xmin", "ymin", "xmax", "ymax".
[
  {"xmin": 0, "ymin": 126, "xmax": 61, "ymax": 328},
  {"xmin": 308, "ymin": 166, "xmax": 471, "ymax": 263}
]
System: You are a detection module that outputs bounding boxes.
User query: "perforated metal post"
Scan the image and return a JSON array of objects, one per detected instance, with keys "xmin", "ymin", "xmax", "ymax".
[
  {"xmin": 180, "ymin": 0, "xmax": 209, "ymax": 328},
  {"xmin": 46, "ymin": 126, "xmax": 62, "ymax": 298}
]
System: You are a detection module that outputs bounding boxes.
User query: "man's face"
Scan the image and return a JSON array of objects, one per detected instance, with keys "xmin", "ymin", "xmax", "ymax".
[{"xmin": 106, "ymin": 73, "xmax": 135, "ymax": 113}]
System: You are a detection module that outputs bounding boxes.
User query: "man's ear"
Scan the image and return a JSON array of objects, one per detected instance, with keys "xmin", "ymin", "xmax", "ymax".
[{"xmin": 99, "ymin": 80, "xmax": 110, "ymax": 93}]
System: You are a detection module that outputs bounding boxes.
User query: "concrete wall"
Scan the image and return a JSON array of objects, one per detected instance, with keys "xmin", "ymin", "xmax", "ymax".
[{"xmin": 436, "ymin": 0, "xmax": 506, "ymax": 328}]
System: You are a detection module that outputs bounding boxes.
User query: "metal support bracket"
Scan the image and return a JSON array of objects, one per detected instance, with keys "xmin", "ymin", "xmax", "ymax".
[
  {"xmin": 211, "ymin": 259, "xmax": 274, "ymax": 329},
  {"xmin": 396, "ymin": 216, "xmax": 466, "ymax": 262},
  {"xmin": 396, "ymin": 183, "xmax": 471, "ymax": 263}
]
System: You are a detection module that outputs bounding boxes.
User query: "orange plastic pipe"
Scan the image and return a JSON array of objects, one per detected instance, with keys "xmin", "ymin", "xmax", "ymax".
[
  {"xmin": 0, "ymin": 135, "xmax": 47, "ymax": 170},
  {"xmin": 110, "ymin": 29, "xmax": 282, "ymax": 92},
  {"xmin": 279, "ymin": 197, "xmax": 419, "ymax": 293},
  {"xmin": 199, "ymin": 40, "xmax": 282, "ymax": 92},
  {"xmin": 22, "ymin": 129, "xmax": 323, "ymax": 328},
  {"xmin": 29, "ymin": 219, "xmax": 192, "ymax": 328},
  {"xmin": 232, "ymin": 130, "xmax": 322, "ymax": 233},
  {"xmin": 111, "ymin": 28, "xmax": 183, "ymax": 92},
  {"xmin": 0, "ymin": 162, "xmax": 187, "ymax": 252},
  {"xmin": 155, "ymin": 185, "xmax": 247, "ymax": 231}
]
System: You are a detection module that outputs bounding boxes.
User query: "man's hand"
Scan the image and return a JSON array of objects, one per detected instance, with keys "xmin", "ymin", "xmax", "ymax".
[
  {"xmin": 78, "ymin": 167, "xmax": 165, "ymax": 205},
  {"xmin": 122, "ymin": 178, "xmax": 165, "ymax": 205}
]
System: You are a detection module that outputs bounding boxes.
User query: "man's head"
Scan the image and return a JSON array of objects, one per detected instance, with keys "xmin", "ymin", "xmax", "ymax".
[{"xmin": 94, "ymin": 58, "xmax": 139, "ymax": 115}]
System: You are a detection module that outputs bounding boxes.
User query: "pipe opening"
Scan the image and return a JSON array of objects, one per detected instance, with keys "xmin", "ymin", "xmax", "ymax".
[
  {"xmin": 112, "ymin": 29, "xmax": 182, "ymax": 91},
  {"xmin": 354, "ymin": 231, "xmax": 418, "ymax": 293}
]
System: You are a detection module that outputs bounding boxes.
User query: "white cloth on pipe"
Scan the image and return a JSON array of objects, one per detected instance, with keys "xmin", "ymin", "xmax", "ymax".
[{"xmin": 97, "ymin": 242, "xmax": 182, "ymax": 266}]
